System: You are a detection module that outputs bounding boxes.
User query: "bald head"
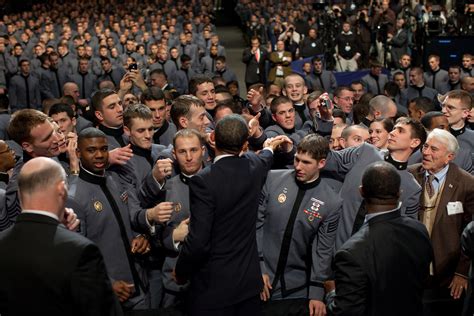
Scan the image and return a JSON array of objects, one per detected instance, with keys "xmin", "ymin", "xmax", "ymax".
[
  {"xmin": 18, "ymin": 157, "xmax": 67, "ymax": 215},
  {"xmin": 369, "ymin": 95, "xmax": 397, "ymax": 120},
  {"xmin": 63, "ymin": 82, "xmax": 80, "ymax": 102}
]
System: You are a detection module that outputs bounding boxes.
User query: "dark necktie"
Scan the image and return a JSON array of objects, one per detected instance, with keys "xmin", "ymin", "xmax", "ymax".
[
  {"xmin": 53, "ymin": 69, "xmax": 62, "ymax": 97},
  {"xmin": 80, "ymin": 73, "xmax": 86, "ymax": 99},
  {"xmin": 314, "ymin": 72, "xmax": 325, "ymax": 90},
  {"xmin": 22, "ymin": 75, "xmax": 30, "ymax": 108},
  {"xmin": 425, "ymin": 174, "xmax": 436, "ymax": 198},
  {"xmin": 159, "ymin": 61, "xmax": 167, "ymax": 77}
]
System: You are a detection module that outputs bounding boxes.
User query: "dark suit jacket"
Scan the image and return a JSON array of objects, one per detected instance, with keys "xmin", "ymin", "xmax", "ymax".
[
  {"xmin": 0, "ymin": 213, "xmax": 120, "ymax": 316},
  {"xmin": 175, "ymin": 150, "xmax": 273, "ymax": 310},
  {"xmin": 408, "ymin": 163, "xmax": 474, "ymax": 287},
  {"xmin": 328, "ymin": 209, "xmax": 433, "ymax": 316},
  {"xmin": 242, "ymin": 46, "xmax": 267, "ymax": 85}
]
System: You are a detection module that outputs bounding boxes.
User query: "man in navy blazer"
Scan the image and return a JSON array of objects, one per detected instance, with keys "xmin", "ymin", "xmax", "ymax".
[
  {"xmin": 0, "ymin": 157, "xmax": 120, "ymax": 315},
  {"xmin": 174, "ymin": 114, "xmax": 292, "ymax": 316},
  {"xmin": 327, "ymin": 161, "xmax": 433, "ymax": 316}
]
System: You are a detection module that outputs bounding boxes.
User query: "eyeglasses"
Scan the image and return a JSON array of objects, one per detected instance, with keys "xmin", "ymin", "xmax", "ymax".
[
  {"xmin": 338, "ymin": 96, "xmax": 354, "ymax": 102},
  {"xmin": 441, "ymin": 103, "xmax": 466, "ymax": 112}
]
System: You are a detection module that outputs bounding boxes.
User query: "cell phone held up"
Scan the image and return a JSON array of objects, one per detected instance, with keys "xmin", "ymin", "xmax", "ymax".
[{"xmin": 128, "ymin": 63, "xmax": 138, "ymax": 71}]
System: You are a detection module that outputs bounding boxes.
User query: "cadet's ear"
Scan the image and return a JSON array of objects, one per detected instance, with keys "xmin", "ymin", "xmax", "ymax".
[
  {"xmin": 95, "ymin": 110, "xmax": 104, "ymax": 122},
  {"xmin": 21, "ymin": 141, "xmax": 34, "ymax": 155},
  {"xmin": 317, "ymin": 158, "xmax": 326, "ymax": 170},
  {"xmin": 179, "ymin": 116, "xmax": 188, "ymax": 129},
  {"xmin": 123, "ymin": 125, "xmax": 131, "ymax": 137}
]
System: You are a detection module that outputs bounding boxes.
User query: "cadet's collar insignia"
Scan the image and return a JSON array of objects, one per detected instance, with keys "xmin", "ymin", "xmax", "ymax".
[
  {"xmin": 94, "ymin": 201, "xmax": 103, "ymax": 212},
  {"xmin": 450, "ymin": 125, "xmax": 465, "ymax": 138},
  {"xmin": 180, "ymin": 173, "xmax": 190, "ymax": 185},
  {"xmin": 278, "ymin": 188, "xmax": 288, "ymax": 203},
  {"xmin": 384, "ymin": 154, "xmax": 407, "ymax": 170},
  {"xmin": 120, "ymin": 191, "xmax": 128, "ymax": 203},
  {"xmin": 174, "ymin": 202, "xmax": 182, "ymax": 212}
]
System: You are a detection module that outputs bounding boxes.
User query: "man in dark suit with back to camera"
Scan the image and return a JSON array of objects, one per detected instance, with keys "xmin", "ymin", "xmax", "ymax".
[
  {"xmin": 174, "ymin": 114, "xmax": 292, "ymax": 316},
  {"xmin": 0, "ymin": 157, "xmax": 120, "ymax": 315},
  {"xmin": 327, "ymin": 161, "xmax": 433, "ymax": 316}
]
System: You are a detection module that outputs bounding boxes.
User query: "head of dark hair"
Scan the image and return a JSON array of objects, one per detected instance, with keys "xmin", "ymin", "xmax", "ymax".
[
  {"xmin": 214, "ymin": 114, "xmax": 249, "ymax": 154},
  {"xmin": 48, "ymin": 103, "xmax": 75, "ymax": 119},
  {"xmin": 141, "ymin": 87, "xmax": 165, "ymax": 103},
  {"xmin": 410, "ymin": 96, "xmax": 434, "ymax": 114},
  {"xmin": 371, "ymin": 117, "xmax": 394, "ymax": 133},
  {"xmin": 361, "ymin": 161, "xmax": 401, "ymax": 202},
  {"xmin": 78, "ymin": 127, "xmax": 107, "ymax": 145},
  {"xmin": 395, "ymin": 117, "xmax": 427, "ymax": 151},
  {"xmin": 420, "ymin": 111, "xmax": 445, "ymax": 130},
  {"xmin": 332, "ymin": 108, "xmax": 347, "ymax": 122},
  {"xmin": 189, "ymin": 76, "xmax": 213, "ymax": 96},
  {"xmin": 149, "ymin": 68, "xmax": 167, "ymax": 80},
  {"xmin": 384, "ymin": 82, "xmax": 400, "ymax": 97},
  {"xmin": 296, "ymin": 134, "xmax": 329, "ymax": 161},
  {"xmin": 216, "ymin": 56, "xmax": 226, "ymax": 63},
  {"xmin": 270, "ymin": 95, "xmax": 292, "ymax": 114},
  {"xmin": 334, "ymin": 86, "xmax": 353, "ymax": 98},
  {"xmin": 91, "ymin": 88, "xmax": 116, "ymax": 111},
  {"xmin": 170, "ymin": 95, "xmax": 205, "ymax": 128},
  {"xmin": 180, "ymin": 54, "xmax": 191, "ymax": 63},
  {"xmin": 123, "ymin": 103, "xmax": 153, "ymax": 128}
]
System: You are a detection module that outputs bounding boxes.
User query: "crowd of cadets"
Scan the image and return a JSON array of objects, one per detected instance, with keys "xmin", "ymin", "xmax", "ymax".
[{"xmin": 0, "ymin": 0, "xmax": 474, "ymax": 315}]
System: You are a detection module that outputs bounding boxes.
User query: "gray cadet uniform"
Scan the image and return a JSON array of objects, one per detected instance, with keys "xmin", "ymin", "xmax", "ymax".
[
  {"xmin": 323, "ymin": 143, "xmax": 420, "ymax": 249},
  {"xmin": 451, "ymin": 126, "xmax": 474, "ymax": 164},
  {"xmin": 117, "ymin": 143, "xmax": 167, "ymax": 231},
  {"xmin": 161, "ymin": 173, "xmax": 193, "ymax": 308},
  {"xmin": 98, "ymin": 125, "xmax": 129, "ymax": 149},
  {"xmin": 257, "ymin": 170, "xmax": 342, "ymax": 301},
  {"xmin": 305, "ymin": 71, "xmax": 338, "ymax": 95},
  {"xmin": 361, "ymin": 73, "xmax": 390, "ymax": 95},
  {"xmin": 8, "ymin": 73, "xmax": 41, "ymax": 112},
  {"xmin": 0, "ymin": 112, "xmax": 11, "ymax": 140},
  {"xmin": 424, "ymin": 69, "xmax": 449, "ymax": 92},
  {"xmin": 402, "ymin": 86, "xmax": 438, "ymax": 106},
  {"xmin": 68, "ymin": 168, "xmax": 150, "ymax": 310},
  {"xmin": 153, "ymin": 121, "xmax": 177, "ymax": 147}
]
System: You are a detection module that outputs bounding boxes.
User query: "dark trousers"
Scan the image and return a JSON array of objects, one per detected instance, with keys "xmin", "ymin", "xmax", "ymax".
[
  {"xmin": 262, "ymin": 298, "xmax": 308, "ymax": 316},
  {"xmin": 423, "ymin": 287, "xmax": 464, "ymax": 316},
  {"xmin": 189, "ymin": 296, "xmax": 261, "ymax": 316}
]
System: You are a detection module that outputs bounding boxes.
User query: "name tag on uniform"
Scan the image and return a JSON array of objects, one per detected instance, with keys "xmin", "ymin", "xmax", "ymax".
[{"xmin": 447, "ymin": 201, "xmax": 463, "ymax": 215}]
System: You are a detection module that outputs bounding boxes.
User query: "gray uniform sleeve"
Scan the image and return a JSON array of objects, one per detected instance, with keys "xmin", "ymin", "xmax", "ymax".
[{"xmin": 310, "ymin": 202, "xmax": 341, "ymax": 300}]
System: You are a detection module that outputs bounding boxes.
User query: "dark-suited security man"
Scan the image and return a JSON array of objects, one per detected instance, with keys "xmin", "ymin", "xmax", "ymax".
[
  {"xmin": 68, "ymin": 128, "xmax": 151, "ymax": 312},
  {"xmin": 0, "ymin": 157, "xmax": 121, "ymax": 316},
  {"xmin": 258, "ymin": 134, "xmax": 342, "ymax": 316},
  {"xmin": 327, "ymin": 161, "xmax": 433, "ymax": 316},
  {"xmin": 174, "ymin": 115, "xmax": 292, "ymax": 316}
]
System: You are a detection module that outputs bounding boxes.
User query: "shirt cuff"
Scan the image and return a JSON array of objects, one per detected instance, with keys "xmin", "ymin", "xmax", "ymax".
[{"xmin": 262, "ymin": 147, "xmax": 274, "ymax": 154}]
